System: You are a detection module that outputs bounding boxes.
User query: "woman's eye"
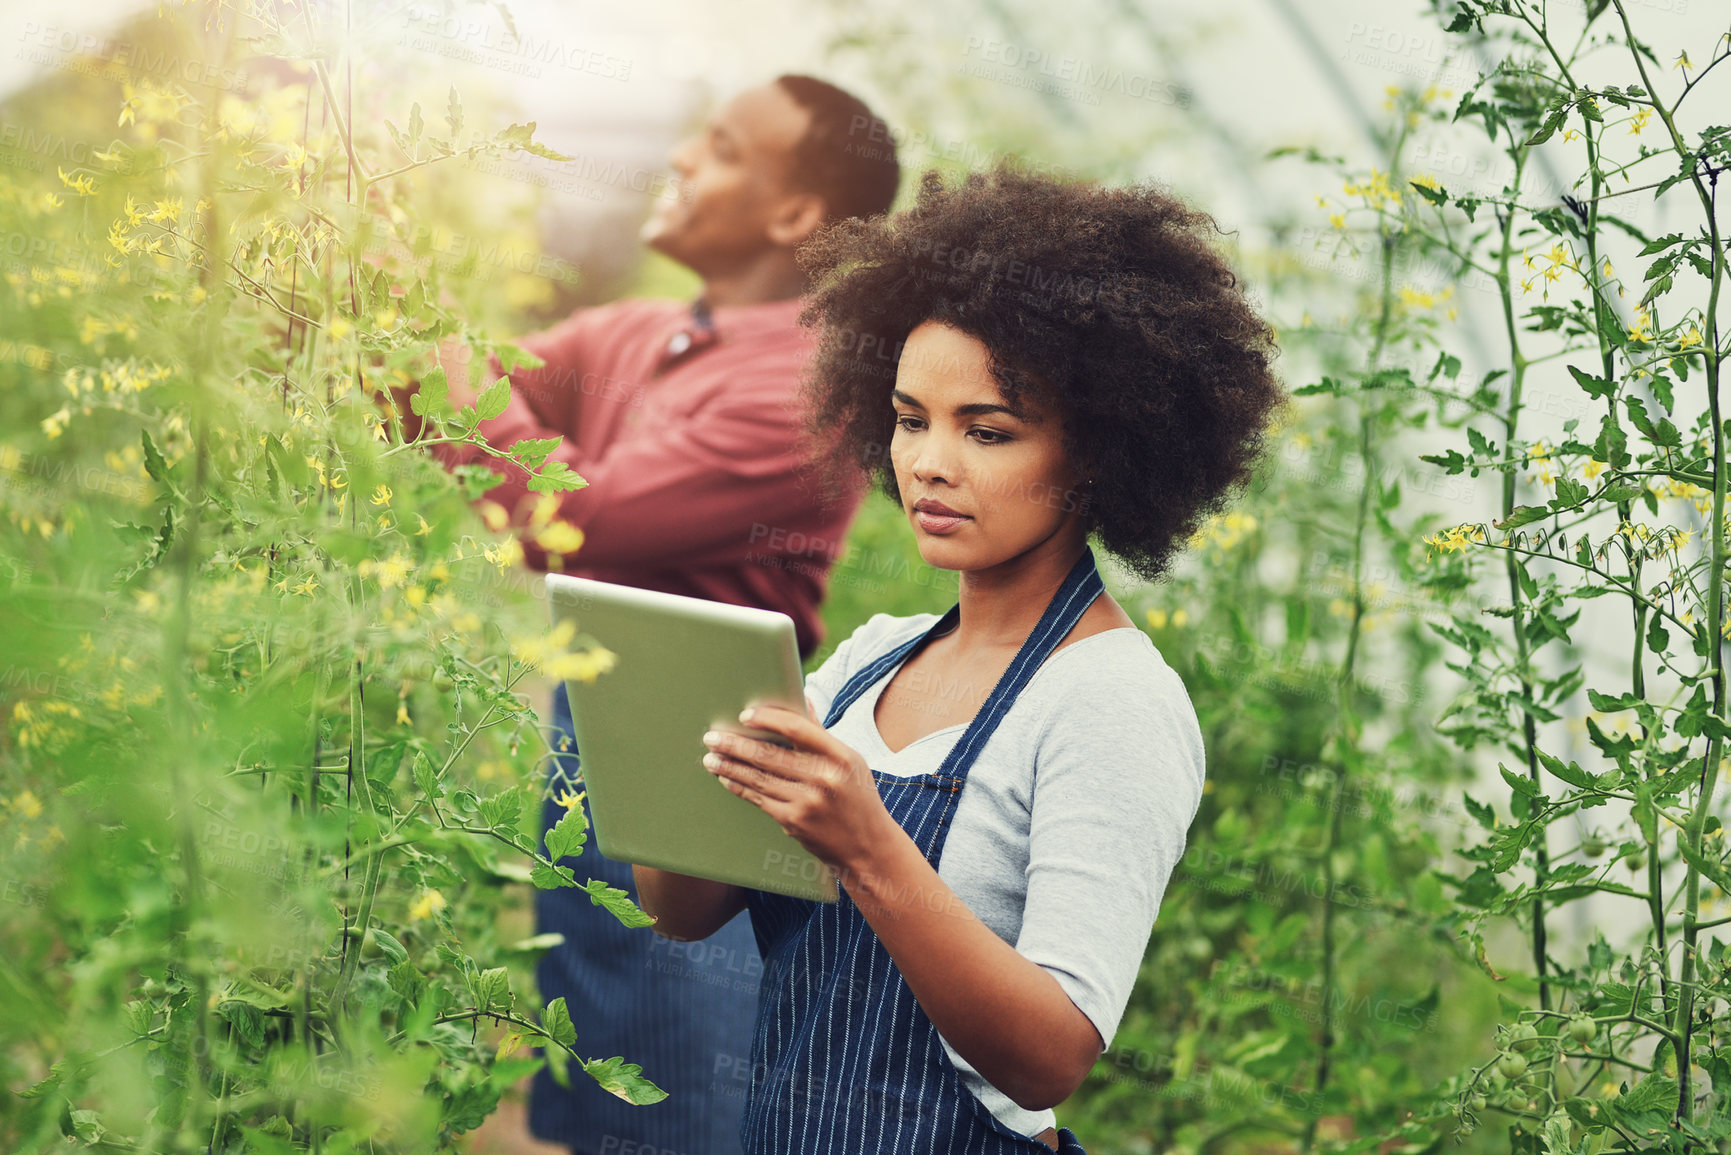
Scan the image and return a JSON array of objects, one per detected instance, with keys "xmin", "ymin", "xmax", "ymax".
[
  {"xmin": 894, "ymin": 415, "xmax": 922, "ymax": 432},
  {"xmin": 971, "ymin": 428, "xmax": 1009, "ymax": 445}
]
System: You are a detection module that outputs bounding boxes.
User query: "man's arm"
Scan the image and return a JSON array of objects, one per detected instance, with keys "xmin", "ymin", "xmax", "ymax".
[{"xmin": 432, "ymin": 372, "xmax": 843, "ymax": 573}]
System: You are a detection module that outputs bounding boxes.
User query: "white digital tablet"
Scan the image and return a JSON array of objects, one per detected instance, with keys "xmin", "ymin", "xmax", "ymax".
[{"xmin": 544, "ymin": 573, "xmax": 839, "ymax": 903}]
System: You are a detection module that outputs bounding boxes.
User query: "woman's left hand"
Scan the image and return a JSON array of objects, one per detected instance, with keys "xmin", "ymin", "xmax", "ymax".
[{"xmin": 702, "ymin": 702, "xmax": 891, "ymax": 876}]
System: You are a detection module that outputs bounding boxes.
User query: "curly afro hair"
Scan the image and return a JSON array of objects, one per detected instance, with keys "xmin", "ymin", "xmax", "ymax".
[{"xmin": 793, "ymin": 164, "xmax": 1286, "ymax": 584}]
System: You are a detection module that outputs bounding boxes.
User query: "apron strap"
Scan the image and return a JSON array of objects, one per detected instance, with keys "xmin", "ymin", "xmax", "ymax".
[
  {"xmin": 933, "ymin": 546, "xmax": 1102, "ymax": 786},
  {"xmin": 820, "ymin": 546, "xmax": 1104, "ymax": 789}
]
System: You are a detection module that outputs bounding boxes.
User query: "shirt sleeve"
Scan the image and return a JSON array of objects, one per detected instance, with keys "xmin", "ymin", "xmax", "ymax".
[
  {"xmin": 1014, "ymin": 649, "xmax": 1207, "ymax": 1049},
  {"xmin": 433, "ymin": 365, "xmax": 832, "ymax": 573}
]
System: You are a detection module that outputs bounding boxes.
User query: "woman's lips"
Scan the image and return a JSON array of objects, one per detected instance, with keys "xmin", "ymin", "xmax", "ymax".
[{"xmin": 914, "ymin": 510, "xmax": 970, "ymax": 533}]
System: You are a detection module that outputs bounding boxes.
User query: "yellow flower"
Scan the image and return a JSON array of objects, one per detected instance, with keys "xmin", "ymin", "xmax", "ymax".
[
  {"xmin": 1423, "ymin": 523, "xmax": 1486, "ymax": 554},
  {"xmin": 1583, "ymin": 459, "xmax": 1607, "ymax": 479},
  {"xmin": 1328, "ymin": 212, "xmax": 1346, "ymax": 229},
  {"xmin": 513, "ymin": 619, "xmax": 618, "ymax": 684},
  {"xmin": 554, "ymin": 787, "xmax": 581, "ymax": 811},
  {"xmin": 1675, "ymin": 50, "xmax": 1693, "ymax": 70},
  {"xmin": 370, "ymin": 483, "xmax": 393, "ymax": 507},
  {"xmin": 1628, "ymin": 108, "xmax": 1652, "ymax": 135},
  {"xmin": 1627, "ymin": 308, "xmax": 1654, "ymax": 343},
  {"xmin": 358, "ymin": 552, "xmax": 413, "ymax": 589},
  {"xmin": 10, "ymin": 790, "xmax": 44, "ymax": 820},
  {"xmin": 41, "ymin": 407, "xmax": 71, "ymax": 439},
  {"xmin": 56, "ymin": 167, "xmax": 96, "ymax": 197},
  {"xmin": 408, "ymin": 889, "xmax": 446, "ymax": 920},
  {"xmin": 484, "ymin": 537, "xmax": 524, "ymax": 573},
  {"xmin": 1146, "ymin": 609, "xmax": 1169, "ymax": 629},
  {"xmin": 1679, "ymin": 325, "xmax": 1703, "ymax": 349},
  {"xmin": 536, "ymin": 521, "xmax": 585, "ymax": 556},
  {"xmin": 396, "ymin": 699, "xmax": 411, "ymax": 726},
  {"xmin": 414, "ymin": 514, "xmax": 432, "ymax": 536}
]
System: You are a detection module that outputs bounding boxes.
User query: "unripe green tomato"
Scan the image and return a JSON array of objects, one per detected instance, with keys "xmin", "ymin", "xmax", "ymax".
[
  {"xmin": 1567, "ymin": 1015, "xmax": 1596, "ymax": 1045},
  {"xmin": 1625, "ymin": 847, "xmax": 1646, "ymax": 872},
  {"xmin": 1509, "ymin": 1022, "xmax": 1539, "ymax": 1051},
  {"xmin": 1581, "ymin": 834, "xmax": 1607, "ymax": 858},
  {"xmin": 1498, "ymin": 1053, "xmax": 1529, "ymax": 1079},
  {"xmin": 1470, "ymin": 1094, "xmax": 1487, "ymax": 1112}
]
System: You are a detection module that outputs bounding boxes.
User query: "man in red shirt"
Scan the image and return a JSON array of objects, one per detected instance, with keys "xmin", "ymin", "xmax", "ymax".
[{"xmin": 409, "ymin": 76, "xmax": 899, "ymax": 1155}]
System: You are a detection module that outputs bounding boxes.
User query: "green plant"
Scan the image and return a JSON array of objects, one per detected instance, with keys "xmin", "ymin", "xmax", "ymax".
[{"xmin": 0, "ymin": 5, "xmax": 665, "ymax": 1151}]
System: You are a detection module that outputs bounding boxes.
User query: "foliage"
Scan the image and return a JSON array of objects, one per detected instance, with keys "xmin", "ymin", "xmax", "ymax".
[{"xmin": 0, "ymin": 4, "xmax": 665, "ymax": 1151}]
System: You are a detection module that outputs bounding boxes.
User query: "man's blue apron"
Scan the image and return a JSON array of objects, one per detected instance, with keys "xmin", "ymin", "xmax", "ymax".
[
  {"xmin": 530, "ymin": 683, "xmax": 763, "ymax": 1154},
  {"xmin": 740, "ymin": 546, "xmax": 1101, "ymax": 1154}
]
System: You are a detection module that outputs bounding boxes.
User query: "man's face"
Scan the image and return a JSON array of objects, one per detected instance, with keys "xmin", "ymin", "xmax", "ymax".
[{"xmin": 641, "ymin": 82, "xmax": 815, "ymax": 276}]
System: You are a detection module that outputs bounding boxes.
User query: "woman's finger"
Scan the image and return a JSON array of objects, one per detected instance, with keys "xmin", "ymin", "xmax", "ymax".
[
  {"xmin": 706, "ymin": 749, "xmax": 798, "ymax": 802},
  {"xmin": 731, "ymin": 705, "xmax": 860, "ymax": 773},
  {"xmin": 705, "ymin": 728, "xmax": 825, "ymax": 786}
]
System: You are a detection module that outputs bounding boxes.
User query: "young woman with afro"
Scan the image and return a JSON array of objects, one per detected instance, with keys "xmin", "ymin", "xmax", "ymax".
[{"xmin": 633, "ymin": 165, "xmax": 1285, "ymax": 1154}]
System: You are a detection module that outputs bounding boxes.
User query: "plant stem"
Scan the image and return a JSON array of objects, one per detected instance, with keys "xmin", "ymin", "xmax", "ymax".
[{"xmin": 1605, "ymin": 1, "xmax": 1729, "ymax": 1120}]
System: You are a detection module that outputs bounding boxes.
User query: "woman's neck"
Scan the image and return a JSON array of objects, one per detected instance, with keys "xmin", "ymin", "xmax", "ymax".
[{"xmin": 947, "ymin": 533, "xmax": 1090, "ymax": 659}]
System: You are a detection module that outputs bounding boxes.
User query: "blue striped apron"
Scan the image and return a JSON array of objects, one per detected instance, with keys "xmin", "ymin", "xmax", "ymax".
[{"xmin": 741, "ymin": 546, "xmax": 1102, "ymax": 1154}]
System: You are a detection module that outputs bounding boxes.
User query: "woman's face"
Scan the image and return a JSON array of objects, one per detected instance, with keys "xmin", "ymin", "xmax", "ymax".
[{"xmin": 889, "ymin": 320, "xmax": 1087, "ymax": 573}]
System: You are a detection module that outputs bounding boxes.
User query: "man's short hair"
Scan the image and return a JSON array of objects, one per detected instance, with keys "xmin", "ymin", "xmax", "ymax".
[{"xmin": 773, "ymin": 74, "xmax": 900, "ymax": 222}]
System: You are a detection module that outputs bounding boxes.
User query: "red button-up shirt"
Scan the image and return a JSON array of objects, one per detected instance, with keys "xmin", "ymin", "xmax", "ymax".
[{"xmin": 434, "ymin": 296, "xmax": 865, "ymax": 660}]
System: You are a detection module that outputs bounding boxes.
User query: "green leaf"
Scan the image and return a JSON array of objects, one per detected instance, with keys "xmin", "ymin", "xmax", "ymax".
[
  {"xmin": 582, "ymin": 1056, "xmax": 668, "ymax": 1105},
  {"xmin": 478, "ymin": 966, "xmax": 511, "ymax": 1011},
  {"xmin": 545, "ymin": 807, "xmax": 588, "ymax": 861},
  {"xmin": 476, "ymin": 376, "xmax": 511, "ymax": 421},
  {"xmin": 508, "ymin": 437, "xmax": 560, "ymax": 471},
  {"xmin": 1537, "ymin": 751, "xmax": 1594, "ymax": 789},
  {"xmin": 583, "ymin": 879, "xmax": 654, "ymax": 927},
  {"xmin": 1525, "ymin": 107, "xmax": 1567, "ymax": 146},
  {"xmin": 530, "ymin": 863, "xmax": 578, "ymax": 889},
  {"xmin": 1676, "ymin": 837, "xmax": 1731, "ymax": 897},
  {"xmin": 410, "ymin": 366, "xmax": 449, "ymax": 419},
  {"xmin": 542, "ymin": 996, "xmax": 577, "ymax": 1048},
  {"xmin": 1410, "ymin": 179, "xmax": 1448, "ymax": 205},
  {"xmin": 1496, "ymin": 505, "xmax": 1551, "ymax": 530},
  {"xmin": 141, "ymin": 429, "xmax": 169, "ymax": 482},
  {"xmin": 1567, "ymin": 365, "xmax": 1616, "ymax": 400},
  {"xmin": 371, "ymin": 928, "xmax": 408, "ymax": 964},
  {"xmin": 495, "ymin": 122, "xmax": 574, "ymax": 162},
  {"xmin": 387, "ymin": 959, "xmax": 426, "ymax": 1007},
  {"xmin": 1647, "ymin": 613, "xmax": 1669, "ymax": 654},
  {"xmin": 1500, "ymin": 764, "xmax": 1538, "ymax": 797},
  {"xmin": 413, "ymin": 752, "xmax": 444, "ymax": 800},
  {"xmin": 527, "ymin": 460, "xmax": 588, "ymax": 495},
  {"xmin": 445, "ymin": 85, "xmax": 464, "ymax": 141},
  {"xmin": 1593, "ymin": 413, "xmax": 1630, "ymax": 469},
  {"xmin": 1612, "ymin": 1073, "xmax": 1677, "ymax": 1115},
  {"xmin": 508, "ymin": 932, "xmax": 566, "ymax": 953},
  {"xmin": 493, "ymin": 341, "xmax": 546, "ymax": 373},
  {"xmin": 408, "ymin": 102, "xmax": 424, "ymax": 148}
]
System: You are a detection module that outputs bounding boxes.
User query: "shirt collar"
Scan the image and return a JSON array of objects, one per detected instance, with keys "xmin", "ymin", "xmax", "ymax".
[{"xmin": 654, "ymin": 293, "xmax": 805, "ymax": 373}]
